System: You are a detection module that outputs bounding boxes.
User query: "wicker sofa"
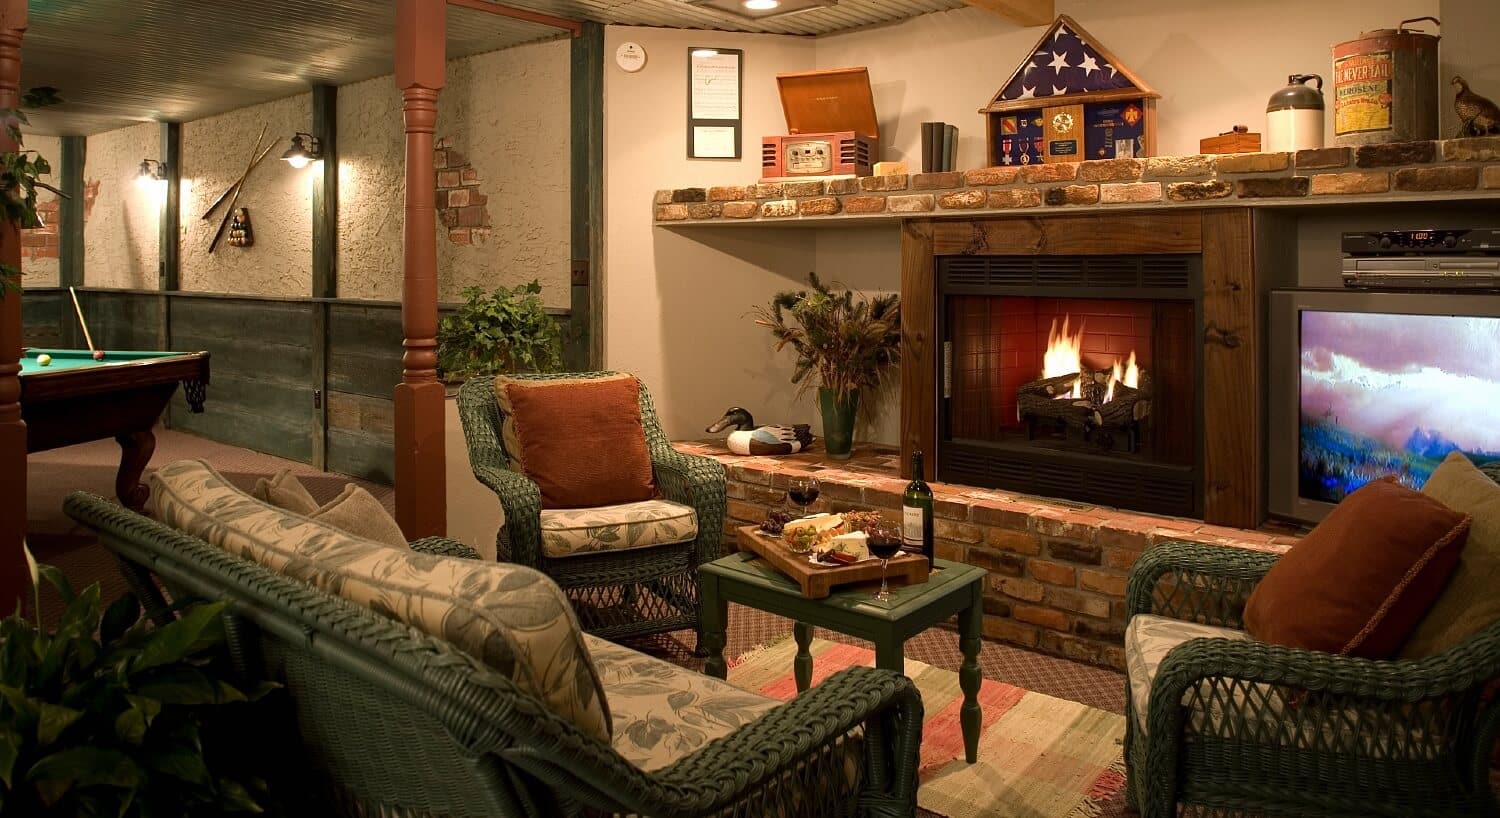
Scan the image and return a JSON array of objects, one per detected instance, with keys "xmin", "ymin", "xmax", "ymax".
[
  {"xmin": 1124, "ymin": 540, "xmax": 1500, "ymax": 818},
  {"xmin": 64, "ymin": 462, "xmax": 922, "ymax": 818}
]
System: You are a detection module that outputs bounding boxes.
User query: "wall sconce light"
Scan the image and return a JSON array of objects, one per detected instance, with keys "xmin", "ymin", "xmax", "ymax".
[
  {"xmin": 136, "ymin": 158, "xmax": 167, "ymax": 184},
  {"xmin": 280, "ymin": 132, "xmax": 323, "ymax": 169}
]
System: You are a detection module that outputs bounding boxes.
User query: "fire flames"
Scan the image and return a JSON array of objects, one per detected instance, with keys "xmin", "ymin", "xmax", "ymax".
[{"xmin": 1043, "ymin": 317, "xmax": 1139, "ymax": 403}]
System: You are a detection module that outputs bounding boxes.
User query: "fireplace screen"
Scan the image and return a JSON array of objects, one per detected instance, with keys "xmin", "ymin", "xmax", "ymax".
[{"xmin": 947, "ymin": 296, "xmax": 1196, "ymax": 466}]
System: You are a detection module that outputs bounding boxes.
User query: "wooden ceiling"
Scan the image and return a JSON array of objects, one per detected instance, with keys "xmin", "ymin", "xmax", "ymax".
[{"xmin": 21, "ymin": 0, "xmax": 985, "ymax": 136}]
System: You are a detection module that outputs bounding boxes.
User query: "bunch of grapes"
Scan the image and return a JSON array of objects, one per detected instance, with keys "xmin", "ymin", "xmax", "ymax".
[{"xmin": 759, "ymin": 509, "xmax": 795, "ymax": 535}]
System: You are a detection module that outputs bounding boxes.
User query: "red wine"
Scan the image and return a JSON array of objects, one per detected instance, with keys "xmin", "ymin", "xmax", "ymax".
[
  {"xmin": 788, "ymin": 487, "xmax": 820, "ymax": 506},
  {"xmin": 868, "ymin": 536, "xmax": 903, "ymax": 561}
]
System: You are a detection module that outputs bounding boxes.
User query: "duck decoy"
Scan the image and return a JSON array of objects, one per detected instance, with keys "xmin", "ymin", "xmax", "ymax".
[{"xmin": 706, "ymin": 407, "xmax": 815, "ymax": 456}]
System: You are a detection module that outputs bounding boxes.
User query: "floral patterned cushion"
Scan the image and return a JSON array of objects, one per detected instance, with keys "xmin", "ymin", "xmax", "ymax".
[
  {"xmin": 585, "ymin": 634, "xmax": 779, "ymax": 771},
  {"xmin": 149, "ymin": 459, "xmax": 613, "ymax": 743},
  {"xmin": 540, "ymin": 499, "xmax": 698, "ymax": 558}
]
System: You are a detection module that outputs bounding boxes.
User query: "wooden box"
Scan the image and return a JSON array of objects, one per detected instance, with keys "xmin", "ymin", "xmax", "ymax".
[
  {"xmin": 735, "ymin": 526, "xmax": 928, "ymax": 599},
  {"xmin": 762, "ymin": 67, "xmax": 878, "ymax": 180},
  {"xmin": 1200, "ymin": 130, "xmax": 1262, "ymax": 154}
]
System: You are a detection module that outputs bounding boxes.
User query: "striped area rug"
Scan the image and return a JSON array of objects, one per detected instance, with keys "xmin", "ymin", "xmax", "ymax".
[{"xmin": 728, "ymin": 637, "xmax": 1128, "ymax": 818}]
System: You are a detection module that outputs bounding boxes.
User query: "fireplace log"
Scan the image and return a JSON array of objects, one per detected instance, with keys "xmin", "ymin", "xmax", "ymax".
[{"xmin": 1018, "ymin": 372, "xmax": 1085, "ymax": 399}]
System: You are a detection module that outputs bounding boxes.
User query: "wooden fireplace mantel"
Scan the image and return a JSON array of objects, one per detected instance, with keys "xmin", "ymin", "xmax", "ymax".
[{"xmin": 900, "ymin": 209, "xmax": 1261, "ymax": 528}]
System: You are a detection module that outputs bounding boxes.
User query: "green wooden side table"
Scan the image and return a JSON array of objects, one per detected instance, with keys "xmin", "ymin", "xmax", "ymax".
[{"xmin": 700, "ymin": 551, "xmax": 988, "ymax": 763}]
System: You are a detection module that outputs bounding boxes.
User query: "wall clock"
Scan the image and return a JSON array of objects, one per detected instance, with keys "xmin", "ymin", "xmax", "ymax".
[{"xmin": 615, "ymin": 42, "xmax": 647, "ymax": 73}]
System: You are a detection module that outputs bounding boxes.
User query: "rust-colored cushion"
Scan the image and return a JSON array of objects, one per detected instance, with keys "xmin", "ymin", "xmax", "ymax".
[
  {"xmin": 1244, "ymin": 477, "xmax": 1471, "ymax": 658},
  {"xmin": 495, "ymin": 374, "xmax": 656, "ymax": 510}
]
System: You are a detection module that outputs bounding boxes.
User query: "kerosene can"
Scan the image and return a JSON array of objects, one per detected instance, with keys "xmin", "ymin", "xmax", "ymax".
[{"xmin": 1332, "ymin": 17, "xmax": 1440, "ymax": 146}]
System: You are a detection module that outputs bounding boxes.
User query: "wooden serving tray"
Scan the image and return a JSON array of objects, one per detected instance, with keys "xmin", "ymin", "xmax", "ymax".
[{"xmin": 734, "ymin": 525, "xmax": 930, "ymax": 599}]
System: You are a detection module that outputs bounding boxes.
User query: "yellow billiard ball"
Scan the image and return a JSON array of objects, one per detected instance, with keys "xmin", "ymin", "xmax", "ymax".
[{"xmin": 36, "ymin": 354, "xmax": 51, "ymax": 366}]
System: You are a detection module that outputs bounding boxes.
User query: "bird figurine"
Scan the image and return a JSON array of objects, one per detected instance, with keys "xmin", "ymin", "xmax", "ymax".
[
  {"xmin": 1453, "ymin": 75, "xmax": 1500, "ymax": 137},
  {"xmin": 706, "ymin": 407, "xmax": 815, "ymax": 456}
]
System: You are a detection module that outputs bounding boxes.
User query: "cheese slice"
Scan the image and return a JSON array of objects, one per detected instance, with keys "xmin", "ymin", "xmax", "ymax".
[{"xmin": 817, "ymin": 530, "xmax": 869, "ymax": 561}]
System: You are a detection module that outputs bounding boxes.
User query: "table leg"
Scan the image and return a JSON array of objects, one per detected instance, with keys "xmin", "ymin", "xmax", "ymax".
[
  {"xmin": 114, "ymin": 429, "xmax": 155, "ymax": 512},
  {"xmin": 793, "ymin": 621, "xmax": 813, "ymax": 693},
  {"xmin": 957, "ymin": 581, "xmax": 983, "ymax": 764},
  {"xmin": 700, "ymin": 571, "xmax": 728, "ymax": 680},
  {"xmin": 874, "ymin": 635, "xmax": 904, "ymax": 675}
]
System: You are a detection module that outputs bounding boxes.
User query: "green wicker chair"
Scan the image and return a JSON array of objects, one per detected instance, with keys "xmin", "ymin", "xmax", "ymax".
[
  {"xmin": 64, "ymin": 491, "xmax": 924, "ymax": 818},
  {"xmin": 457, "ymin": 372, "xmax": 726, "ymax": 649},
  {"xmin": 1124, "ymin": 540, "xmax": 1500, "ymax": 818}
]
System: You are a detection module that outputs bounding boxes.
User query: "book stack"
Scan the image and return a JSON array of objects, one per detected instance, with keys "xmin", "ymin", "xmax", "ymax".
[{"xmin": 921, "ymin": 122, "xmax": 958, "ymax": 173}]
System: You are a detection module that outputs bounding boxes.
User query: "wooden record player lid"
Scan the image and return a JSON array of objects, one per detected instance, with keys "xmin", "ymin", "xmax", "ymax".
[{"xmin": 775, "ymin": 66, "xmax": 878, "ymax": 139}]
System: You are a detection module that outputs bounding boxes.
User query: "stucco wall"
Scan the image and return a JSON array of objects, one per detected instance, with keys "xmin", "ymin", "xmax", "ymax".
[
  {"xmin": 179, "ymin": 93, "xmax": 314, "ymax": 295},
  {"xmin": 83, "ymin": 122, "xmax": 160, "ymax": 290},
  {"xmin": 339, "ymin": 37, "xmax": 571, "ymax": 306},
  {"xmin": 20, "ymin": 133, "xmax": 61, "ymax": 287}
]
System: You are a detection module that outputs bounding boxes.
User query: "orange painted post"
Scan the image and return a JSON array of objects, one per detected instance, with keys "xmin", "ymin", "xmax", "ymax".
[
  {"xmin": 0, "ymin": 0, "xmax": 26, "ymax": 611},
  {"xmin": 393, "ymin": 0, "xmax": 447, "ymax": 538}
]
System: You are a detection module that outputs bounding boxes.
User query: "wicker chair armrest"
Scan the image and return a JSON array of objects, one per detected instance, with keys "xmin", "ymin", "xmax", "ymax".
[
  {"xmin": 645, "ymin": 666, "xmax": 924, "ymax": 816},
  {"xmin": 1126, "ymin": 540, "xmax": 1280, "ymax": 626},
  {"xmin": 470, "ymin": 464, "xmax": 543, "ymax": 566},
  {"xmin": 651, "ymin": 445, "xmax": 728, "ymax": 567},
  {"xmin": 408, "ymin": 537, "xmax": 482, "ymax": 560}
]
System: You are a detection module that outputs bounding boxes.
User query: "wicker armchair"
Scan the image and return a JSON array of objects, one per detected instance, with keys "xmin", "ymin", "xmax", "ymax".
[
  {"xmin": 65, "ymin": 492, "xmax": 923, "ymax": 818},
  {"xmin": 1124, "ymin": 541, "xmax": 1500, "ymax": 818},
  {"xmin": 457, "ymin": 373, "xmax": 726, "ymax": 647}
]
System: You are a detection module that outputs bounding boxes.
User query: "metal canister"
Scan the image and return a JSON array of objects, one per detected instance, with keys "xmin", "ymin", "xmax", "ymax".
[{"xmin": 1332, "ymin": 17, "xmax": 1440, "ymax": 146}]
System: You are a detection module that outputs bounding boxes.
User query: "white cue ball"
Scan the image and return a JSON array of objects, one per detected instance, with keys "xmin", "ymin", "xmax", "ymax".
[{"xmin": 36, "ymin": 354, "xmax": 51, "ymax": 366}]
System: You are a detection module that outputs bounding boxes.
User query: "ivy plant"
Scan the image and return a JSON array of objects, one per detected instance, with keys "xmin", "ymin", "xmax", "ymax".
[
  {"xmin": 436, "ymin": 280, "xmax": 564, "ymax": 380},
  {"xmin": 0, "ymin": 564, "xmax": 280, "ymax": 816},
  {"xmin": 0, "ymin": 108, "xmax": 64, "ymax": 298}
]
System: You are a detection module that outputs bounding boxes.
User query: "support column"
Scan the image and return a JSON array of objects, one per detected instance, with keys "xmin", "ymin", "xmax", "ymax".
[
  {"xmin": 393, "ymin": 0, "xmax": 446, "ymax": 538},
  {"xmin": 0, "ymin": 0, "xmax": 29, "ymax": 612},
  {"xmin": 311, "ymin": 84, "xmax": 337, "ymax": 470},
  {"xmin": 58, "ymin": 135, "xmax": 84, "ymax": 348},
  {"xmin": 157, "ymin": 122, "xmax": 180, "ymax": 354},
  {"xmin": 569, "ymin": 21, "xmax": 603, "ymax": 370}
]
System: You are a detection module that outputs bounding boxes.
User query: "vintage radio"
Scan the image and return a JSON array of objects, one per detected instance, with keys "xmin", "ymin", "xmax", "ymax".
[{"xmin": 762, "ymin": 67, "xmax": 878, "ymax": 180}]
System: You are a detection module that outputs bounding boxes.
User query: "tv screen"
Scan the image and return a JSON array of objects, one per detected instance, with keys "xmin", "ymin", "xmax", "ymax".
[{"xmin": 1298, "ymin": 310, "xmax": 1500, "ymax": 504}]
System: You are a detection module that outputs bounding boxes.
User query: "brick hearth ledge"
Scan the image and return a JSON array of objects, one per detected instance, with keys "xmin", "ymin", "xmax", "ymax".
[{"xmin": 676, "ymin": 441, "xmax": 1298, "ymax": 671}]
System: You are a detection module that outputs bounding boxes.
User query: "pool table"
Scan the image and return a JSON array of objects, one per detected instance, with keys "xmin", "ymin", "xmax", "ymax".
[{"xmin": 20, "ymin": 348, "xmax": 210, "ymax": 510}]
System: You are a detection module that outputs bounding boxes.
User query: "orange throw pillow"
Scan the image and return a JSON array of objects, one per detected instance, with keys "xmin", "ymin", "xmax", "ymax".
[
  {"xmin": 494, "ymin": 375, "xmax": 656, "ymax": 510},
  {"xmin": 1244, "ymin": 477, "xmax": 1470, "ymax": 658}
]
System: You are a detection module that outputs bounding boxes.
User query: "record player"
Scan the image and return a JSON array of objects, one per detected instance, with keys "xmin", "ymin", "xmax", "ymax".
[
  {"xmin": 1342, "ymin": 228, "xmax": 1500, "ymax": 290},
  {"xmin": 761, "ymin": 67, "xmax": 878, "ymax": 180}
]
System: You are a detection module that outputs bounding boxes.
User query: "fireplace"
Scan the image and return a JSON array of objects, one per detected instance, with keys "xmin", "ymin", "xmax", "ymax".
[{"xmin": 936, "ymin": 254, "xmax": 1202, "ymax": 516}]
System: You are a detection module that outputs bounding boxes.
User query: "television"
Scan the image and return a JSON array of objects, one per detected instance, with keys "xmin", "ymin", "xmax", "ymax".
[{"xmin": 1269, "ymin": 290, "xmax": 1500, "ymax": 523}]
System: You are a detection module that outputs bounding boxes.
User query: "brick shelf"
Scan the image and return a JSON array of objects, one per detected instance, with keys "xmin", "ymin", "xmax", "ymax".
[
  {"xmin": 676, "ymin": 440, "xmax": 1299, "ymax": 670},
  {"xmin": 654, "ymin": 138, "xmax": 1500, "ymax": 227}
]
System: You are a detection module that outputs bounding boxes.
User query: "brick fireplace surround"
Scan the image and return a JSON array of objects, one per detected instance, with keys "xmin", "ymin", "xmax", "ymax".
[{"xmin": 676, "ymin": 440, "xmax": 1298, "ymax": 671}]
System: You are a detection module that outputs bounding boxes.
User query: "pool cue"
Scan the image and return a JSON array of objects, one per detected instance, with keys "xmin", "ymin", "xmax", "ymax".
[
  {"xmin": 68, "ymin": 286, "xmax": 100, "ymax": 359},
  {"xmin": 201, "ymin": 123, "xmax": 267, "ymax": 221},
  {"xmin": 208, "ymin": 141, "xmax": 276, "ymax": 254}
]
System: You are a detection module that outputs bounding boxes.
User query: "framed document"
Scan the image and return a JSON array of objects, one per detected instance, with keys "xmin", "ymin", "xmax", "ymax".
[{"xmin": 688, "ymin": 47, "xmax": 742, "ymax": 159}]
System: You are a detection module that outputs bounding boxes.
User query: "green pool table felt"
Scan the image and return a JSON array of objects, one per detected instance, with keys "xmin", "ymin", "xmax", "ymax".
[{"xmin": 20, "ymin": 349, "xmax": 188, "ymax": 374}]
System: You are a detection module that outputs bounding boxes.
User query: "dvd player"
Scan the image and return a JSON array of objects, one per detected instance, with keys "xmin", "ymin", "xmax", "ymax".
[{"xmin": 1342, "ymin": 228, "xmax": 1500, "ymax": 290}]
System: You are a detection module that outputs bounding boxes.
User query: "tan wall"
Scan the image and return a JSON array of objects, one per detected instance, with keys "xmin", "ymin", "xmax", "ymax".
[
  {"xmin": 179, "ymin": 93, "xmax": 314, "ymax": 296},
  {"xmin": 813, "ymin": 0, "xmax": 1441, "ymax": 170},
  {"xmin": 604, "ymin": 25, "xmax": 822, "ymax": 442},
  {"xmin": 83, "ymin": 122, "xmax": 160, "ymax": 290},
  {"xmin": 1442, "ymin": 0, "xmax": 1500, "ymax": 138},
  {"xmin": 20, "ymin": 133, "xmax": 61, "ymax": 287},
  {"xmin": 338, "ymin": 38, "xmax": 571, "ymax": 306}
]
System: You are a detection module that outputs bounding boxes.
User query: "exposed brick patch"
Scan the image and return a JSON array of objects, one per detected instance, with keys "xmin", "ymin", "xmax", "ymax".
[
  {"xmin": 1045, "ymin": 184, "xmax": 1099, "ymax": 206},
  {"xmin": 913, "ymin": 171, "xmax": 964, "ymax": 190},
  {"xmin": 1235, "ymin": 176, "xmax": 1310, "ymax": 198},
  {"xmin": 1215, "ymin": 152, "xmax": 1291, "ymax": 173},
  {"xmin": 1099, "ymin": 181, "xmax": 1162, "ymax": 203},
  {"xmin": 1022, "ymin": 162, "xmax": 1079, "ymax": 183},
  {"xmin": 987, "ymin": 188, "xmax": 1043, "ymax": 209},
  {"xmin": 1310, "ymin": 171, "xmax": 1390, "ymax": 195},
  {"xmin": 435, "ymin": 139, "xmax": 491, "ymax": 243},
  {"xmin": 1394, "ymin": 166, "xmax": 1479, "ymax": 192},
  {"xmin": 1356, "ymin": 141, "xmax": 1435, "ymax": 167},
  {"xmin": 1295, "ymin": 147, "xmax": 1351, "ymax": 169},
  {"xmin": 1442, "ymin": 137, "xmax": 1500, "ymax": 162},
  {"xmin": 22, "ymin": 197, "xmax": 59, "ymax": 260},
  {"xmin": 965, "ymin": 166, "xmax": 1021, "ymax": 186},
  {"xmin": 1166, "ymin": 180, "xmax": 1234, "ymax": 201},
  {"xmin": 1077, "ymin": 158, "xmax": 1143, "ymax": 182}
]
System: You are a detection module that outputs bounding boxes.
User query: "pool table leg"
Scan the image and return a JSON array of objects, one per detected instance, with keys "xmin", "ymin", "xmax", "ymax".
[{"xmin": 114, "ymin": 429, "xmax": 154, "ymax": 511}]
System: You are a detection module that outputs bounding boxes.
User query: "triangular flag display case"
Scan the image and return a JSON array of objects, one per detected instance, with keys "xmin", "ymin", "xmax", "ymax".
[{"xmin": 980, "ymin": 15, "xmax": 1159, "ymax": 166}]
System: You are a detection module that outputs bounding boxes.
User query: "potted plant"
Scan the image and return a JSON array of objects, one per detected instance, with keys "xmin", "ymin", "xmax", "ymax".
[
  {"xmin": 436, "ymin": 280, "xmax": 564, "ymax": 382},
  {"xmin": 753, "ymin": 273, "xmax": 900, "ymax": 459},
  {"xmin": 1, "ymin": 555, "xmax": 281, "ymax": 816}
]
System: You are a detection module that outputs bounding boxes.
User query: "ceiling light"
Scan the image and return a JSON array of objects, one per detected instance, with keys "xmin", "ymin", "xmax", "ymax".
[
  {"xmin": 687, "ymin": 0, "xmax": 835, "ymax": 21},
  {"xmin": 280, "ymin": 132, "xmax": 323, "ymax": 169}
]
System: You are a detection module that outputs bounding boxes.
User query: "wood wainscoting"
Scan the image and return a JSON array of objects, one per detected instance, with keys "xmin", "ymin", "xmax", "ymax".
[{"xmin": 900, "ymin": 209, "xmax": 1264, "ymax": 528}]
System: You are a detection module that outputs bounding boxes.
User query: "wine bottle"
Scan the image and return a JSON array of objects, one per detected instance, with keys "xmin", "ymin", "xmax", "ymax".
[{"xmin": 902, "ymin": 450, "xmax": 934, "ymax": 568}]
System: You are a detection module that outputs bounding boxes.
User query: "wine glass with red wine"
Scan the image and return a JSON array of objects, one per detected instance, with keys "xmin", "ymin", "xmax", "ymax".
[
  {"xmin": 867, "ymin": 525, "xmax": 903, "ymax": 602},
  {"xmin": 787, "ymin": 476, "xmax": 820, "ymax": 513}
]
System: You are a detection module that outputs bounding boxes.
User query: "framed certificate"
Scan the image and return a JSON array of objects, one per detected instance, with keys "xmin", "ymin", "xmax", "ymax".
[{"xmin": 688, "ymin": 47, "xmax": 742, "ymax": 159}]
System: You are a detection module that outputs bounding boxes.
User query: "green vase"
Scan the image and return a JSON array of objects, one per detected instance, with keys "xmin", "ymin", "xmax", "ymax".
[{"xmin": 817, "ymin": 387, "xmax": 859, "ymax": 460}]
